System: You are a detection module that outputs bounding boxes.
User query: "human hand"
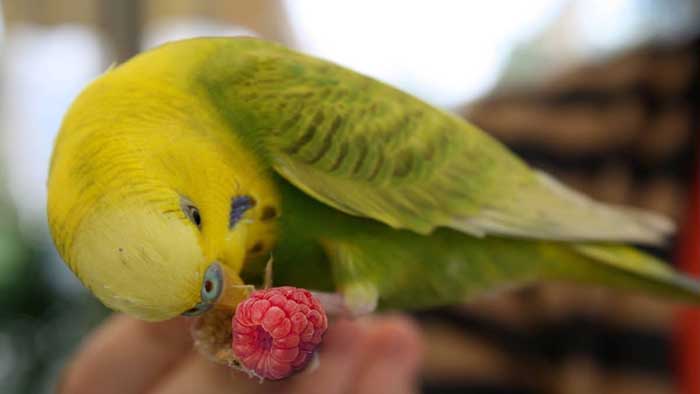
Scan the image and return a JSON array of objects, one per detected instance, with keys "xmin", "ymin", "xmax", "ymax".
[{"xmin": 59, "ymin": 313, "xmax": 423, "ymax": 394}]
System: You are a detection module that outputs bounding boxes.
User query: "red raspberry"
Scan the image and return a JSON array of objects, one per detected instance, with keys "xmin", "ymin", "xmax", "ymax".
[{"xmin": 232, "ymin": 286, "xmax": 328, "ymax": 380}]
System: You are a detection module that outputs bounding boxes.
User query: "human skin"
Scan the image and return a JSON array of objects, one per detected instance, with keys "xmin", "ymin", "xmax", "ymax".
[{"xmin": 58, "ymin": 314, "xmax": 423, "ymax": 394}]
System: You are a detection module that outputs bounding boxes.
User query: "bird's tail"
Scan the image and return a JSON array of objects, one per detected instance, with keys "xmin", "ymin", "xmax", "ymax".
[{"xmin": 546, "ymin": 243, "xmax": 700, "ymax": 304}]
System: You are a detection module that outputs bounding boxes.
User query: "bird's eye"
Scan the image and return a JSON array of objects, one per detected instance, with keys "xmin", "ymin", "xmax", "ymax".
[
  {"xmin": 189, "ymin": 207, "xmax": 201, "ymax": 227},
  {"xmin": 180, "ymin": 196, "xmax": 201, "ymax": 228}
]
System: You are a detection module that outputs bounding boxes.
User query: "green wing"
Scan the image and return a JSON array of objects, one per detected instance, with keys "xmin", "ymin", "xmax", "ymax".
[
  {"xmin": 203, "ymin": 38, "xmax": 673, "ymax": 244},
  {"xmin": 265, "ymin": 177, "xmax": 700, "ymax": 310},
  {"xmin": 318, "ymin": 232, "xmax": 700, "ymax": 310}
]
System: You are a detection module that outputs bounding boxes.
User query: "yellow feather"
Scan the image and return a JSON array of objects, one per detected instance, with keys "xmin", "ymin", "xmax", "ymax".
[{"xmin": 47, "ymin": 40, "xmax": 279, "ymax": 320}]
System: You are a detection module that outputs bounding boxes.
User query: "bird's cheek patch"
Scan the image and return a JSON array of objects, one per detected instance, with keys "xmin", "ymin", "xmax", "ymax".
[{"xmin": 229, "ymin": 195, "xmax": 256, "ymax": 229}]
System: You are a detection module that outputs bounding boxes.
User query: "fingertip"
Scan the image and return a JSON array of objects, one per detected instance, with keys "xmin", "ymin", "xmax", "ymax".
[
  {"xmin": 58, "ymin": 314, "xmax": 195, "ymax": 394},
  {"xmin": 370, "ymin": 315, "xmax": 424, "ymax": 362},
  {"xmin": 321, "ymin": 317, "xmax": 368, "ymax": 352},
  {"xmin": 350, "ymin": 314, "xmax": 424, "ymax": 394},
  {"xmin": 285, "ymin": 318, "xmax": 373, "ymax": 394}
]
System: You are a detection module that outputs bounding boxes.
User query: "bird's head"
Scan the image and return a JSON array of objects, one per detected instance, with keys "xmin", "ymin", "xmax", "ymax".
[{"xmin": 47, "ymin": 61, "xmax": 278, "ymax": 321}]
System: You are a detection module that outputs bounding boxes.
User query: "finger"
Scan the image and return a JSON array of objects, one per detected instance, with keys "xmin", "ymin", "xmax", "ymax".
[
  {"xmin": 156, "ymin": 319, "xmax": 372, "ymax": 394},
  {"xmin": 149, "ymin": 352, "xmax": 261, "ymax": 394},
  {"xmin": 283, "ymin": 318, "xmax": 370, "ymax": 394},
  {"xmin": 351, "ymin": 315, "xmax": 423, "ymax": 394},
  {"xmin": 59, "ymin": 314, "xmax": 194, "ymax": 394}
]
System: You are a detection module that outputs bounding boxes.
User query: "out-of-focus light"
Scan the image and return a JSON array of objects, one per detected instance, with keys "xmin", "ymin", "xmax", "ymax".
[
  {"xmin": 143, "ymin": 17, "xmax": 257, "ymax": 50},
  {"xmin": 0, "ymin": 25, "xmax": 103, "ymax": 294},
  {"xmin": 574, "ymin": 0, "xmax": 698, "ymax": 55},
  {"xmin": 0, "ymin": 4, "xmax": 4, "ymax": 47},
  {"xmin": 284, "ymin": 0, "xmax": 567, "ymax": 108},
  {"xmin": 1, "ymin": 25, "xmax": 102, "ymax": 228},
  {"xmin": 575, "ymin": 0, "xmax": 642, "ymax": 52}
]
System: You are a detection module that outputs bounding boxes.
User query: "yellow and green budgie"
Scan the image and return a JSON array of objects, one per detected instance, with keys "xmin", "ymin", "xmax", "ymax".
[{"xmin": 48, "ymin": 37, "xmax": 699, "ymax": 329}]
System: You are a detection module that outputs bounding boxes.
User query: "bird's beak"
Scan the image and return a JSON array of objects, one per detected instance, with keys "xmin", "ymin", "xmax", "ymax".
[{"xmin": 213, "ymin": 262, "xmax": 253, "ymax": 311}]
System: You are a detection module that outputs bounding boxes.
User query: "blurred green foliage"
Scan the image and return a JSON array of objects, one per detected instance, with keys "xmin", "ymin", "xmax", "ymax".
[{"xmin": 0, "ymin": 177, "xmax": 109, "ymax": 393}]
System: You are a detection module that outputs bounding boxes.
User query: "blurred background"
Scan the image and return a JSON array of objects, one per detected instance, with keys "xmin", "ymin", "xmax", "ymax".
[{"xmin": 0, "ymin": 0, "xmax": 698, "ymax": 393}]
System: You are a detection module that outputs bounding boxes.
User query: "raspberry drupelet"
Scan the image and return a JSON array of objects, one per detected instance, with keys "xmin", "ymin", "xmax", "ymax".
[{"xmin": 232, "ymin": 286, "xmax": 328, "ymax": 380}]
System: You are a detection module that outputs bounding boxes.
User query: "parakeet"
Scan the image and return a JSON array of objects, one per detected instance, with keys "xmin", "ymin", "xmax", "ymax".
[{"xmin": 47, "ymin": 37, "xmax": 700, "ymax": 324}]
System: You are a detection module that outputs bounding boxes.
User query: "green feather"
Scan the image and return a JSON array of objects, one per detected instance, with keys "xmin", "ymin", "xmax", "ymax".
[
  {"xmin": 265, "ymin": 179, "xmax": 700, "ymax": 309},
  {"xmin": 197, "ymin": 38, "xmax": 672, "ymax": 244},
  {"xmin": 155, "ymin": 37, "xmax": 699, "ymax": 309}
]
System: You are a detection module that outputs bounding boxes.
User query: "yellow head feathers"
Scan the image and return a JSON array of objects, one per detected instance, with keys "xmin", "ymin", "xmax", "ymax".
[{"xmin": 47, "ymin": 40, "xmax": 278, "ymax": 321}]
